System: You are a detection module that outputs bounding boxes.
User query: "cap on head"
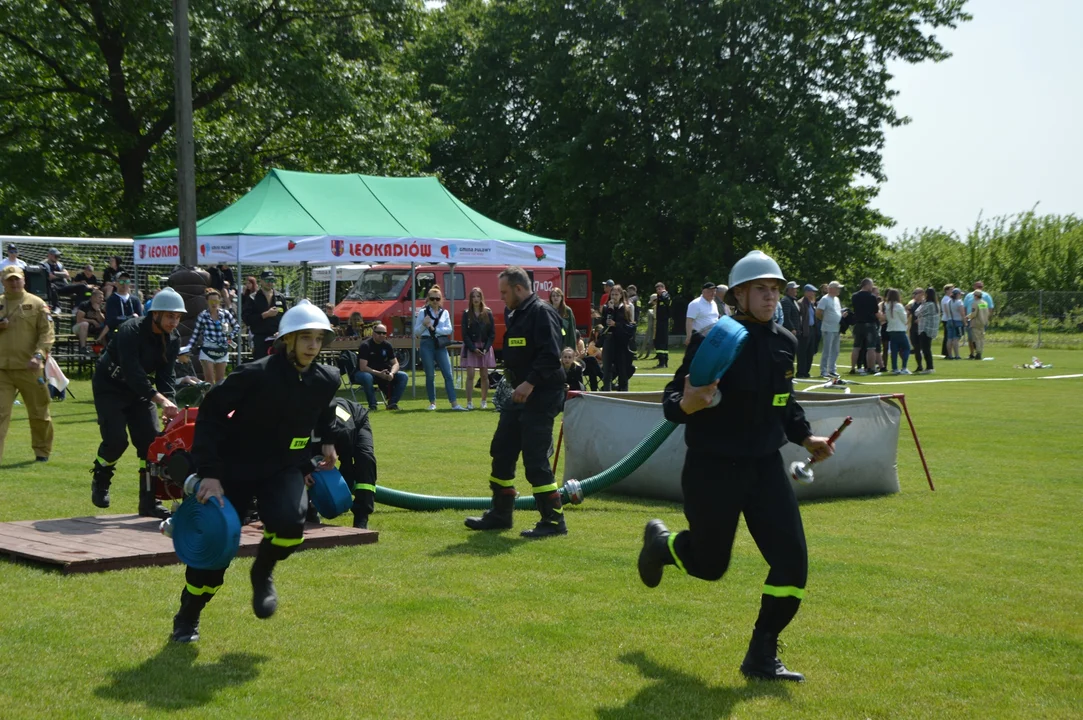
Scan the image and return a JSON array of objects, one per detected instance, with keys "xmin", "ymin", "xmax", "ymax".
[
  {"xmin": 2, "ymin": 264, "xmax": 25, "ymax": 281},
  {"xmin": 702, "ymin": 282, "xmax": 716, "ymax": 290},
  {"xmin": 803, "ymin": 284, "xmax": 817, "ymax": 293},
  {"xmin": 116, "ymin": 271, "xmax": 131, "ymax": 282},
  {"xmin": 260, "ymin": 270, "xmax": 276, "ymax": 281},
  {"xmin": 5, "ymin": 243, "xmax": 15, "ymax": 253},
  {"xmin": 725, "ymin": 250, "xmax": 786, "ymax": 305},
  {"xmin": 604, "ymin": 279, "xmax": 614, "ymax": 287},
  {"xmin": 47, "ymin": 247, "xmax": 61, "ymax": 256},
  {"xmin": 952, "ymin": 288, "xmax": 961, "ymax": 296},
  {"xmin": 828, "ymin": 280, "xmax": 843, "ymax": 289},
  {"xmin": 785, "ymin": 281, "xmax": 798, "ymax": 290}
]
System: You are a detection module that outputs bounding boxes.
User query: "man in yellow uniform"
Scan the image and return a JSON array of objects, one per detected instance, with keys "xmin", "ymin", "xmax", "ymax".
[{"xmin": 0, "ymin": 265, "xmax": 55, "ymax": 463}]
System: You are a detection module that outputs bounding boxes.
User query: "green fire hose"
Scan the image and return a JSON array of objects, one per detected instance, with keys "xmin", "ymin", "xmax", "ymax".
[{"xmin": 373, "ymin": 419, "xmax": 678, "ymax": 511}]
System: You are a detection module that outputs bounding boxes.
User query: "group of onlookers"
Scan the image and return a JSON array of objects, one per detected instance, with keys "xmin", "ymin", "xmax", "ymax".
[{"xmin": 780, "ymin": 277, "xmax": 996, "ymax": 378}]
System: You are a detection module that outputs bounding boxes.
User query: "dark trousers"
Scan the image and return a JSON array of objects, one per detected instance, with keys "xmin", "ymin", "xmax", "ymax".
[
  {"xmin": 917, "ymin": 334, "xmax": 935, "ymax": 370},
  {"xmin": 490, "ymin": 390, "xmax": 561, "ymax": 489},
  {"xmin": 336, "ymin": 418, "xmax": 378, "ymax": 517},
  {"xmin": 251, "ymin": 334, "xmax": 273, "ymax": 360},
  {"xmin": 796, "ymin": 327, "xmax": 819, "ymax": 377},
  {"xmin": 672, "ymin": 448, "xmax": 808, "ymax": 635},
  {"xmin": 602, "ymin": 337, "xmax": 629, "ymax": 391},
  {"xmin": 909, "ymin": 326, "xmax": 923, "ymax": 370},
  {"xmin": 185, "ymin": 465, "xmax": 307, "ymax": 594},
  {"xmin": 92, "ymin": 380, "xmax": 160, "ymax": 465},
  {"xmin": 940, "ymin": 321, "xmax": 948, "ymax": 357}
]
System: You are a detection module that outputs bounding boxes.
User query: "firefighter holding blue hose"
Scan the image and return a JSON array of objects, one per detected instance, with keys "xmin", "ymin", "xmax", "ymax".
[
  {"xmin": 170, "ymin": 300, "xmax": 339, "ymax": 643},
  {"xmin": 311, "ymin": 396, "xmax": 378, "ymax": 529},
  {"xmin": 637, "ymin": 251, "xmax": 834, "ymax": 682}
]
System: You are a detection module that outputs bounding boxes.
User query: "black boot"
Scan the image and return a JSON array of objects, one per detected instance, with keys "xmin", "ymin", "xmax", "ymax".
[
  {"xmin": 138, "ymin": 469, "xmax": 170, "ymax": 519},
  {"xmin": 250, "ymin": 553, "xmax": 278, "ymax": 619},
  {"xmin": 352, "ymin": 513, "xmax": 369, "ymax": 529},
  {"xmin": 91, "ymin": 461, "xmax": 114, "ymax": 509},
  {"xmin": 305, "ymin": 502, "xmax": 320, "ymax": 524},
  {"xmin": 638, "ymin": 519, "xmax": 675, "ymax": 588},
  {"xmin": 740, "ymin": 629, "xmax": 805, "ymax": 682},
  {"xmin": 465, "ymin": 485, "xmax": 516, "ymax": 530},
  {"xmin": 520, "ymin": 491, "xmax": 567, "ymax": 539},
  {"xmin": 170, "ymin": 589, "xmax": 208, "ymax": 643}
]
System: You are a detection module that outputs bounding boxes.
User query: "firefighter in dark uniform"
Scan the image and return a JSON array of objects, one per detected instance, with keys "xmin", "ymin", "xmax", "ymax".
[
  {"xmin": 637, "ymin": 251, "xmax": 834, "ymax": 682},
  {"xmin": 465, "ymin": 266, "xmax": 567, "ymax": 538},
  {"xmin": 170, "ymin": 300, "xmax": 339, "ymax": 643},
  {"xmin": 90, "ymin": 287, "xmax": 187, "ymax": 518},
  {"xmin": 312, "ymin": 396, "xmax": 378, "ymax": 529},
  {"xmin": 242, "ymin": 270, "xmax": 287, "ymax": 360},
  {"xmin": 652, "ymin": 281, "xmax": 672, "ymax": 368}
]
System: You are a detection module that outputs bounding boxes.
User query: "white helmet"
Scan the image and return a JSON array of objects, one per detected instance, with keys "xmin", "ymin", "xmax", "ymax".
[
  {"xmin": 274, "ymin": 299, "xmax": 335, "ymax": 348},
  {"xmin": 151, "ymin": 287, "xmax": 187, "ymax": 314},
  {"xmin": 724, "ymin": 251, "xmax": 786, "ymax": 306}
]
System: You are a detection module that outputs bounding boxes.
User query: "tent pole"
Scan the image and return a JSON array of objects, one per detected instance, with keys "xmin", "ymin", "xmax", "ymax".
[
  {"xmin": 301, "ymin": 260, "xmax": 308, "ymax": 300},
  {"xmin": 329, "ymin": 266, "xmax": 337, "ymax": 311},
  {"xmin": 411, "ymin": 262, "xmax": 417, "ymax": 400},
  {"xmin": 236, "ymin": 259, "xmax": 244, "ymax": 363}
]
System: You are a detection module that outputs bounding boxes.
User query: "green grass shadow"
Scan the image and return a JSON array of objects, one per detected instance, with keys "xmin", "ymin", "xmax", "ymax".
[
  {"xmin": 430, "ymin": 530, "xmax": 526, "ymax": 558},
  {"xmin": 94, "ymin": 643, "xmax": 268, "ymax": 711},
  {"xmin": 596, "ymin": 651, "xmax": 791, "ymax": 719}
]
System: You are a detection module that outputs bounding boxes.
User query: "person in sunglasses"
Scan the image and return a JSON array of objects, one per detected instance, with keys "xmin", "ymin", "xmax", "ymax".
[
  {"xmin": 354, "ymin": 323, "xmax": 407, "ymax": 410},
  {"xmin": 242, "ymin": 270, "xmax": 288, "ymax": 360},
  {"xmin": 412, "ymin": 286, "xmax": 465, "ymax": 411}
]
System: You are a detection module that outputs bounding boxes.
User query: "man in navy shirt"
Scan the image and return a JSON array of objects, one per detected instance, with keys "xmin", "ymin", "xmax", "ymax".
[{"xmin": 354, "ymin": 324, "xmax": 407, "ymax": 410}]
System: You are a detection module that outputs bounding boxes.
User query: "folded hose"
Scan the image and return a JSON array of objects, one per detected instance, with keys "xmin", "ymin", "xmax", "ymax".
[{"xmin": 374, "ymin": 418, "xmax": 678, "ymax": 511}]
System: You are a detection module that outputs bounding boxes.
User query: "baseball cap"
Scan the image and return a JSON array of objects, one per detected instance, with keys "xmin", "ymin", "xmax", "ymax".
[
  {"xmin": 2, "ymin": 265, "xmax": 25, "ymax": 280},
  {"xmin": 115, "ymin": 271, "xmax": 131, "ymax": 282},
  {"xmin": 5, "ymin": 243, "xmax": 15, "ymax": 253},
  {"xmin": 702, "ymin": 282, "xmax": 716, "ymax": 290},
  {"xmin": 803, "ymin": 284, "xmax": 817, "ymax": 292},
  {"xmin": 260, "ymin": 270, "xmax": 276, "ymax": 281},
  {"xmin": 828, "ymin": 280, "xmax": 844, "ymax": 289},
  {"xmin": 604, "ymin": 279, "xmax": 614, "ymax": 287},
  {"xmin": 785, "ymin": 281, "xmax": 798, "ymax": 290},
  {"xmin": 47, "ymin": 247, "xmax": 61, "ymax": 256},
  {"xmin": 952, "ymin": 288, "xmax": 962, "ymax": 296}
]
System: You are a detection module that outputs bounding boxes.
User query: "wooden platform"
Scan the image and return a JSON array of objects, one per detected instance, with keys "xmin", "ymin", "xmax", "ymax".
[{"xmin": 0, "ymin": 514, "xmax": 378, "ymax": 574}]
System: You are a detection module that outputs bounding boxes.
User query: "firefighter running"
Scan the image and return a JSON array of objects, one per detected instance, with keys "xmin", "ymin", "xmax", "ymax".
[
  {"xmin": 312, "ymin": 397, "xmax": 379, "ymax": 529},
  {"xmin": 90, "ymin": 287, "xmax": 186, "ymax": 518},
  {"xmin": 637, "ymin": 250, "xmax": 834, "ymax": 682},
  {"xmin": 465, "ymin": 266, "xmax": 568, "ymax": 538},
  {"xmin": 171, "ymin": 300, "xmax": 340, "ymax": 643}
]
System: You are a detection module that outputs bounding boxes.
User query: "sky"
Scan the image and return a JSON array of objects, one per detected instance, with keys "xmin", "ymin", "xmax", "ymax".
[{"xmin": 871, "ymin": 0, "xmax": 1083, "ymax": 240}]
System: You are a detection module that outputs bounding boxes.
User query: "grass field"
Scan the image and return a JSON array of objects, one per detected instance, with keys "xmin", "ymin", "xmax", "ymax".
[{"xmin": 1, "ymin": 344, "xmax": 1081, "ymax": 719}]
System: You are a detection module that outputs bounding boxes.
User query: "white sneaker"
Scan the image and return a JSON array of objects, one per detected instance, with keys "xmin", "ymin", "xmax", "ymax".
[
  {"xmin": 428, "ymin": 403, "xmax": 437, "ymax": 411},
  {"xmin": 856, "ymin": 369, "xmax": 868, "ymax": 376},
  {"xmin": 480, "ymin": 401, "xmax": 488, "ymax": 410},
  {"xmin": 451, "ymin": 404, "xmax": 467, "ymax": 411},
  {"xmin": 891, "ymin": 369, "xmax": 901, "ymax": 375},
  {"xmin": 466, "ymin": 402, "xmax": 475, "ymax": 410},
  {"xmin": 900, "ymin": 369, "xmax": 912, "ymax": 375}
]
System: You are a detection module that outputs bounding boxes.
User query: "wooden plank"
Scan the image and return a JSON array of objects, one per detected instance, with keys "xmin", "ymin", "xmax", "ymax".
[{"xmin": 0, "ymin": 514, "xmax": 378, "ymax": 574}]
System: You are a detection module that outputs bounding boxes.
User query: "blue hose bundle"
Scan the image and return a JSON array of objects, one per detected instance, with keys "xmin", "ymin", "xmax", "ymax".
[
  {"xmin": 171, "ymin": 489, "xmax": 242, "ymax": 570},
  {"xmin": 309, "ymin": 468, "xmax": 353, "ymax": 519},
  {"xmin": 689, "ymin": 316, "xmax": 749, "ymax": 386}
]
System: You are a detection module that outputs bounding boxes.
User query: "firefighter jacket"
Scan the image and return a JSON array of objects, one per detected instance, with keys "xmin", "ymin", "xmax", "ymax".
[
  {"xmin": 0, "ymin": 289, "xmax": 54, "ymax": 369},
  {"xmin": 313, "ymin": 397, "xmax": 369, "ymax": 447},
  {"xmin": 192, "ymin": 352, "xmax": 339, "ymax": 480},
  {"xmin": 663, "ymin": 316, "xmax": 812, "ymax": 458},
  {"xmin": 502, "ymin": 292, "xmax": 565, "ymax": 393},
  {"xmin": 242, "ymin": 290, "xmax": 287, "ymax": 336},
  {"xmin": 95, "ymin": 315, "xmax": 179, "ymax": 402}
]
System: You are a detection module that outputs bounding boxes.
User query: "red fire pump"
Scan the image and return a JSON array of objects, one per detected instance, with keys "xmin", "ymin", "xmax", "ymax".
[{"xmin": 145, "ymin": 382, "xmax": 212, "ymax": 504}]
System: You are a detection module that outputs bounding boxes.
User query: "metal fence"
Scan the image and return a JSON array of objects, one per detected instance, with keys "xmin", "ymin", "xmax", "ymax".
[{"xmin": 986, "ymin": 291, "xmax": 1083, "ymax": 348}]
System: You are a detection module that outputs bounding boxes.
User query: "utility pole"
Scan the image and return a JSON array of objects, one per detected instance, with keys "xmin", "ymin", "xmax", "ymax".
[{"xmin": 174, "ymin": 0, "xmax": 197, "ymax": 266}]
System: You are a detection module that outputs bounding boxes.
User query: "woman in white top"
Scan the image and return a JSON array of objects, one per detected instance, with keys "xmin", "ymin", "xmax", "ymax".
[
  {"xmin": 413, "ymin": 285, "xmax": 465, "ymax": 411},
  {"xmin": 882, "ymin": 288, "xmax": 912, "ymax": 374},
  {"xmin": 948, "ymin": 289, "xmax": 966, "ymax": 360}
]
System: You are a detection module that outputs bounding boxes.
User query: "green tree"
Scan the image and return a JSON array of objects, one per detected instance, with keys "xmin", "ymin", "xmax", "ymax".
[
  {"xmin": 415, "ymin": 0, "xmax": 970, "ymax": 302},
  {"xmin": 0, "ymin": 0, "xmax": 440, "ymax": 236}
]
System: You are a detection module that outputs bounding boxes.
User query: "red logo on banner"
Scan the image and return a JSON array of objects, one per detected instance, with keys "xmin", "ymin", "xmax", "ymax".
[
  {"xmin": 199, "ymin": 244, "xmax": 206, "ymax": 257},
  {"xmin": 533, "ymin": 245, "xmax": 546, "ymax": 261},
  {"xmin": 287, "ymin": 241, "xmax": 297, "ymax": 251},
  {"xmin": 331, "ymin": 239, "xmax": 345, "ymax": 257},
  {"xmin": 138, "ymin": 244, "xmax": 146, "ymax": 260}
]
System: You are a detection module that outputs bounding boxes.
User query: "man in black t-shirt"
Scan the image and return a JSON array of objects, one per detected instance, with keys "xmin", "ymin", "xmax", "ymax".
[
  {"xmin": 354, "ymin": 324, "xmax": 407, "ymax": 410},
  {"xmin": 849, "ymin": 278, "xmax": 881, "ymax": 375}
]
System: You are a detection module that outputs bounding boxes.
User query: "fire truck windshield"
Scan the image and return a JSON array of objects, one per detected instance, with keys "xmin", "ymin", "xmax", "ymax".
[{"xmin": 344, "ymin": 270, "xmax": 410, "ymax": 301}]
